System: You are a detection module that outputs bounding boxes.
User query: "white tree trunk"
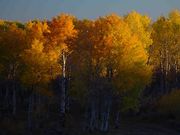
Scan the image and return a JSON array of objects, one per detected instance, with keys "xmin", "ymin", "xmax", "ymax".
[
  {"xmin": 100, "ymin": 98, "xmax": 111, "ymax": 132},
  {"xmin": 115, "ymin": 111, "xmax": 120, "ymax": 128},
  {"xmin": 5, "ymin": 85, "xmax": 9, "ymax": 108},
  {"xmin": 59, "ymin": 50, "xmax": 66, "ymax": 130},
  {"xmin": 12, "ymin": 82, "xmax": 16, "ymax": 116},
  {"xmin": 89, "ymin": 101, "xmax": 96, "ymax": 131},
  {"xmin": 28, "ymin": 93, "xmax": 33, "ymax": 131}
]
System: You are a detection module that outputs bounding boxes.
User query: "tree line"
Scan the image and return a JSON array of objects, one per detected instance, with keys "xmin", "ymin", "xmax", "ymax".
[{"xmin": 0, "ymin": 10, "xmax": 180, "ymax": 135}]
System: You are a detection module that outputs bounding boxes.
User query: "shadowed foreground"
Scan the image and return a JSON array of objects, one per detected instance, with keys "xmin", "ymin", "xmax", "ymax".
[
  {"xmin": 65, "ymin": 119, "xmax": 179, "ymax": 135},
  {"xmin": 112, "ymin": 122, "xmax": 179, "ymax": 135}
]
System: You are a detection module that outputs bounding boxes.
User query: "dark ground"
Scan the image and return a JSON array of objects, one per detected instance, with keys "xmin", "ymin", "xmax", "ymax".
[
  {"xmin": 65, "ymin": 116, "xmax": 180, "ymax": 135},
  {"xmin": 0, "ymin": 114, "xmax": 180, "ymax": 135}
]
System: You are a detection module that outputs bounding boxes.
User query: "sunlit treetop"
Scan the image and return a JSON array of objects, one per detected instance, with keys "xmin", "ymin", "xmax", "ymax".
[{"xmin": 48, "ymin": 13, "xmax": 78, "ymax": 52}]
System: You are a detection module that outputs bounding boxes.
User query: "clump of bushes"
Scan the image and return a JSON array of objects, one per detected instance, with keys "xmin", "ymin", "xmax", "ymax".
[{"xmin": 157, "ymin": 89, "xmax": 180, "ymax": 119}]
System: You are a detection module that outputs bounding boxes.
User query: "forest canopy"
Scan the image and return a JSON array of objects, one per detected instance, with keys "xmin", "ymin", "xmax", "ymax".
[{"xmin": 1, "ymin": 10, "xmax": 180, "ymax": 135}]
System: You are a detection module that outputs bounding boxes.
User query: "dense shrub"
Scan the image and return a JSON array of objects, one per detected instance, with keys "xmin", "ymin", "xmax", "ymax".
[{"xmin": 157, "ymin": 89, "xmax": 180, "ymax": 118}]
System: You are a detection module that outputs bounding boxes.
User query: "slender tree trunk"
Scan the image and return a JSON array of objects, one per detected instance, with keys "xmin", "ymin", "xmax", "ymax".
[
  {"xmin": 66, "ymin": 95, "xmax": 70, "ymax": 113},
  {"xmin": 100, "ymin": 66, "xmax": 113, "ymax": 132},
  {"xmin": 59, "ymin": 50, "xmax": 66, "ymax": 133},
  {"xmin": 100, "ymin": 110, "xmax": 105, "ymax": 131},
  {"xmin": 46, "ymin": 99, "xmax": 50, "ymax": 119},
  {"xmin": 115, "ymin": 111, "xmax": 120, "ymax": 129},
  {"xmin": 100, "ymin": 98, "xmax": 111, "ymax": 132},
  {"xmin": 83, "ymin": 106, "xmax": 88, "ymax": 131},
  {"xmin": 12, "ymin": 81, "xmax": 16, "ymax": 116},
  {"xmin": 35, "ymin": 93, "xmax": 41, "ymax": 129},
  {"xmin": 28, "ymin": 86, "xmax": 34, "ymax": 133},
  {"xmin": 104, "ymin": 103, "xmax": 110, "ymax": 132},
  {"xmin": 90, "ymin": 101, "xmax": 96, "ymax": 131},
  {"xmin": 5, "ymin": 84, "xmax": 9, "ymax": 109}
]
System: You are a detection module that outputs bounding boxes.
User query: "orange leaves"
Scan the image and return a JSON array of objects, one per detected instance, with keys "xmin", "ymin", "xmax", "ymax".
[
  {"xmin": 0, "ymin": 12, "xmax": 153, "ymax": 98},
  {"xmin": 31, "ymin": 39, "xmax": 44, "ymax": 52},
  {"xmin": 20, "ymin": 14, "xmax": 78, "ymax": 86},
  {"xmin": 68, "ymin": 13, "xmax": 152, "ymax": 97},
  {"xmin": 48, "ymin": 14, "xmax": 77, "ymax": 50},
  {"xmin": 26, "ymin": 21, "xmax": 50, "ymax": 44}
]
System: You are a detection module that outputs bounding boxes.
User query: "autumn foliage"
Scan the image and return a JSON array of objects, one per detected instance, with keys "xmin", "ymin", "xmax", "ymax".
[{"xmin": 0, "ymin": 10, "xmax": 180, "ymax": 134}]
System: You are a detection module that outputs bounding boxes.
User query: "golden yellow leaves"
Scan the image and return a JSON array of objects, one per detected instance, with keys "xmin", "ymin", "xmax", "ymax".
[
  {"xmin": 125, "ymin": 11, "xmax": 152, "ymax": 50},
  {"xmin": 20, "ymin": 14, "xmax": 78, "ymax": 86},
  {"xmin": 20, "ymin": 39, "xmax": 61, "ymax": 86},
  {"xmin": 0, "ymin": 20, "xmax": 4, "ymax": 25},
  {"xmin": 150, "ymin": 10, "xmax": 180, "ymax": 69},
  {"xmin": 31, "ymin": 39, "xmax": 44, "ymax": 52},
  {"xmin": 68, "ymin": 13, "xmax": 153, "ymax": 96},
  {"xmin": 0, "ymin": 12, "xmax": 155, "ymax": 96},
  {"xmin": 169, "ymin": 10, "xmax": 180, "ymax": 25}
]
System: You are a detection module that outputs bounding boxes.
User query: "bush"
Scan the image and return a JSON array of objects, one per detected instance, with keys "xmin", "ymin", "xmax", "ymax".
[{"xmin": 157, "ymin": 89, "xmax": 180, "ymax": 119}]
